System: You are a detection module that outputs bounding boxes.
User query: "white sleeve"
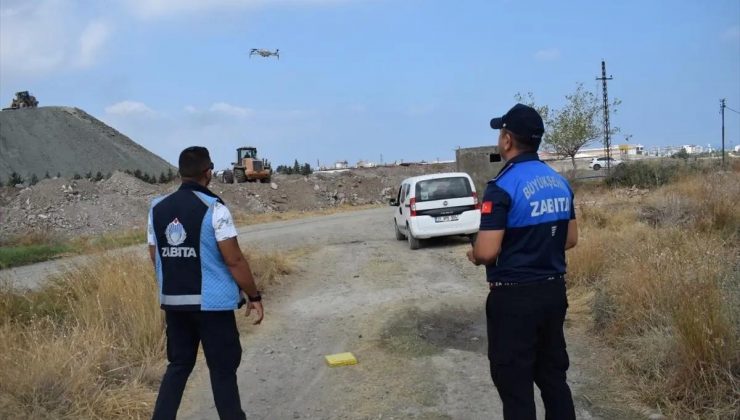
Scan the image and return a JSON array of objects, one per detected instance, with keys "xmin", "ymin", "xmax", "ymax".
[
  {"xmin": 212, "ymin": 202, "xmax": 238, "ymax": 242},
  {"xmin": 147, "ymin": 209, "xmax": 156, "ymax": 245}
]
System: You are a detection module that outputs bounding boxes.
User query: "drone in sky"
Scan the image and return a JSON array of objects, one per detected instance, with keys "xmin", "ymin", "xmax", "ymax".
[{"xmin": 249, "ymin": 48, "xmax": 279, "ymax": 59}]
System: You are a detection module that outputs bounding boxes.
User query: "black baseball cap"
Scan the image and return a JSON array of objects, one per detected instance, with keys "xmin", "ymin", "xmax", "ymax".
[{"xmin": 490, "ymin": 103, "xmax": 545, "ymax": 146}]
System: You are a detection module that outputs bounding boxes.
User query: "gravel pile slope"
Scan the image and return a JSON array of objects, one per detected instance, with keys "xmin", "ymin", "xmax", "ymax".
[{"xmin": 0, "ymin": 106, "xmax": 175, "ymax": 180}]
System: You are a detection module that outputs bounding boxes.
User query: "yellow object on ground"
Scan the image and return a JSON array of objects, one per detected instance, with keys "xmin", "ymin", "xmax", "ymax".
[{"xmin": 325, "ymin": 352, "xmax": 358, "ymax": 367}]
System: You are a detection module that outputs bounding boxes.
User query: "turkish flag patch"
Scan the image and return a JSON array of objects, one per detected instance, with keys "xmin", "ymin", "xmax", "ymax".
[{"xmin": 481, "ymin": 201, "xmax": 493, "ymax": 214}]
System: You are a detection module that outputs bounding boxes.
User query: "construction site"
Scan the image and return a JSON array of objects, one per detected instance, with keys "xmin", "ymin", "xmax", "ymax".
[{"xmin": 1, "ymin": 1, "xmax": 738, "ymax": 415}]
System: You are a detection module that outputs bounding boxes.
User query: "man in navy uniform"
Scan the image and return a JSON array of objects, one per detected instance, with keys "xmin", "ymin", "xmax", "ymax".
[
  {"xmin": 467, "ymin": 104, "xmax": 578, "ymax": 420},
  {"xmin": 148, "ymin": 146, "xmax": 264, "ymax": 420}
]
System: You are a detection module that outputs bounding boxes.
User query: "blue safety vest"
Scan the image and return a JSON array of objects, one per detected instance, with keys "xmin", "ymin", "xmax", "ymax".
[
  {"xmin": 150, "ymin": 182, "xmax": 242, "ymax": 311},
  {"xmin": 480, "ymin": 153, "xmax": 575, "ymax": 283}
]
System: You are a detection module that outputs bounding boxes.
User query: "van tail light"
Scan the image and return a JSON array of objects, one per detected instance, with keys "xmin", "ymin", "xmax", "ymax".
[
  {"xmin": 473, "ymin": 192, "xmax": 481, "ymax": 210},
  {"xmin": 409, "ymin": 197, "xmax": 417, "ymax": 217}
]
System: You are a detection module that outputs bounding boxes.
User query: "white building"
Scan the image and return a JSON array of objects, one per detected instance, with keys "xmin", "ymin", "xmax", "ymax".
[
  {"xmin": 573, "ymin": 144, "xmax": 644, "ymax": 159},
  {"xmin": 681, "ymin": 145, "xmax": 703, "ymax": 154},
  {"xmin": 334, "ymin": 160, "xmax": 349, "ymax": 169}
]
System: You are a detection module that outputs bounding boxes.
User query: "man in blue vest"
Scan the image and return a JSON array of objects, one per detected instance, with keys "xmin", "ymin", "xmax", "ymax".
[
  {"xmin": 467, "ymin": 104, "xmax": 578, "ymax": 419},
  {"xmin": 148, "ymin": 146, "xmax": 264, "ymax": 420}
]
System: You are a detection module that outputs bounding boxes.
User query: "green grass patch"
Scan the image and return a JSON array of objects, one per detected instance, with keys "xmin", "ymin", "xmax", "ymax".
[
  {"xmin": 0, "ymin": 244, "xmax": 72, "ymax": 269},
  {"xmin": 0, "ymin": 229, "xmax": 146, "ymax": 269}
]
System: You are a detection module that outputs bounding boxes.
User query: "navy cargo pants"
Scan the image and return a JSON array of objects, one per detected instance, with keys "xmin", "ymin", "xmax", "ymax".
[
  {"xmin": 152, "ymin": 310, "xmax": 246, "ymax": 420},
  {"xmin": 486, "ymin": 279, "xmax": 576, "ymax": 420}
]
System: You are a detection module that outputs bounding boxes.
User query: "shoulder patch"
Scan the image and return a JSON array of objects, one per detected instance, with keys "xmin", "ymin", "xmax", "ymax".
[{"xmin": 481, "ymin": 201, "xmax": 493, "ymax": 214}]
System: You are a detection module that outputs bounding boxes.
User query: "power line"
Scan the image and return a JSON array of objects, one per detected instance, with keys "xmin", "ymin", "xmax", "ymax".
[
  {"xmin": 725, "ymin": 105, "xmax": 740, "ymax": 114},
  {"xmin": 596, "ymin": 61, "xmax": 614, "ymax": 172},
  {"xmin": 720, "ymin": 99, "xmax": 726, "ymax": 166}
]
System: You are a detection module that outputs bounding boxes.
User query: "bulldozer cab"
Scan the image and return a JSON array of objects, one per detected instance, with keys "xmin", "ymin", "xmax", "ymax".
[
  {"xmin": 237, "ymin": 147, "xmax": 258, "ymax": 161},
  {"xmin": 5, "ymin": 91, "xmax": 39, "ymax": 110},
  {"xmin": 231, "ymin": 146, "xmax": 271, "ymax": 183}
]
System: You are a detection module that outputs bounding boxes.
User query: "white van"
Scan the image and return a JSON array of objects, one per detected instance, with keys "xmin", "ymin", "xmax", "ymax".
[{"xmin": 390, "ymin": 172, "xmax": 481, "ymax": 249}]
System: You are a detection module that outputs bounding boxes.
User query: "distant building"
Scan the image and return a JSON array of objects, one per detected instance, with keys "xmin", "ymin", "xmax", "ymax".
[
  {"xmin": 356, "ymin": 160, "xmax": 376, "ymax": 168},
  {"xmin": 681, "ymin": 145, "xmax": 703, "ymax": 154},
  {"xmin": 334, "ymin": 160, "xmax": 349, "ymax": 169},
  {"xmin": 734, "ymin": 145, "xmax": 740, "ymax": 153},
  {"xmin": 573, "ymin": 144, "xmax": 644, "ymax": 159}
]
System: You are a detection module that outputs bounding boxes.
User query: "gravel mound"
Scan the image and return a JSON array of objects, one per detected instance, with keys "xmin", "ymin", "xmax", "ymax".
[
  {"xmin": 0, "ymin": 164, "xmax": 454, "ymax": 240},
  {"xmin": 0, "ymin": 106, "xmax": 175, "ymax": 180}
]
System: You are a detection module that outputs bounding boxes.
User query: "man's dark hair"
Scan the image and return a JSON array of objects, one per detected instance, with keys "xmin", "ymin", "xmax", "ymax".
[
  {"xmin": 179, "ymin": 146, "xmax": 212, "ymax": 178},
  {"xmin": 506, "ymin": 129, "xmax": 540, "ymax": 153}
]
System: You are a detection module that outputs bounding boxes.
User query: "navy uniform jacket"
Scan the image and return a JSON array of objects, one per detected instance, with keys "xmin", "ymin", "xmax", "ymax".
[
  {"xmin": 149, "ymin": 182, "xmax": 244, "ymax": 311},
  {"xmin": 479, "ymin": 152, "xmax": 575, "ymax": 284}
]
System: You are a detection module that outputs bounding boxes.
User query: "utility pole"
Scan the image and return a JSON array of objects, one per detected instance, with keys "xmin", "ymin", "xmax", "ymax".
[
  {"xmin": 596, "ymin": 60, "xmax": 614, "ymax": 173},
  {"xmin": 720, "ymin": 98, "xmax": 726, "ymax": 166}
]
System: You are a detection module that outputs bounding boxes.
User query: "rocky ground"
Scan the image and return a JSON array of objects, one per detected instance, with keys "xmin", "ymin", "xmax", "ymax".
[{"xmin": 0, "ymin": 164, "xmax": 454, "ymax": 240}]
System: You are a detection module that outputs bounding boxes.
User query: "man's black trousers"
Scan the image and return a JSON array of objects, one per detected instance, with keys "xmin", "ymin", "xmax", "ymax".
[
  {"xmin": 486, "ymin": 280, "xmax": 576, "ymax": 420},
  {"xmin": 152, "ymin": 310, "xmax": 246, "ymax": 420}
]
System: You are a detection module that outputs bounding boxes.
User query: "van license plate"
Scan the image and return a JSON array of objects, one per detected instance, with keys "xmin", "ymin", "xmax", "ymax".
[{"xmin": 435, "ymin": 215, "xmax": 459, "ymax": 222}]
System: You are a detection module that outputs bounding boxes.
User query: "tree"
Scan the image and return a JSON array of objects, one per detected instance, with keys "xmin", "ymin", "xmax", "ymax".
[
  {"xmin": 672, "ymin": 148, "xmax": 689, "ymax": 160},
  {"xmin": 293, "ymin": 159, "xmax": 301, "ymax": 174},
  {"xmin": 276, "ymin": 164, "xmax": 293, "ymax": 175},
  {"xmin": 8, "ymin": 172, "xmax": 24, "ymax": 186},
  {"xmin": 85, "ymin": 171, "xmax": 93, "ymax": 179},
  {"xmin": 56, "ymin": 172, "xmax": 61, "ymax": 179},
  {"xmin": 301, "ymin": 163, "xmax": 312, "ymax": 176},
  {"xmin": 30, "ymin": 174, "xmax": 39, "ymax": 186},
  {"xmin": 94, "ymin": 171, "xmax": 104, "ymax": 181},
  {"xmin": 516, "ymin": 84, "xmax": 621, "ymax": 170},
  {"xmin": 166, "ymin": 168, "xmax": 175, "ymax": 182},
  {"xmin": 73, "ymin": 173, "xmax": 82, "ymax": 180},
  {"xmin": 44, "ymin": 171, "xmax": 51, "ymax": 179},
  {"xmin": 159, "ymin": 172, "xmax": 167, "ymax": 183}
]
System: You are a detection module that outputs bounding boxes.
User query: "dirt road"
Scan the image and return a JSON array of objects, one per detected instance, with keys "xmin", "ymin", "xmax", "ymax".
[
  {"xmin": 2, "ymin": 208, "xmax": 635, "ymax": 419},
  {"xmin": 177, "ymin": 208, "xmax": 632, "ymax": 419}
]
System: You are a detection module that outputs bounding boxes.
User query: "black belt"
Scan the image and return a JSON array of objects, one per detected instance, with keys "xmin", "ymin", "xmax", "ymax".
[{"xmin": 489, "ymin": 274, "xmax": 565, "ymax": 288}]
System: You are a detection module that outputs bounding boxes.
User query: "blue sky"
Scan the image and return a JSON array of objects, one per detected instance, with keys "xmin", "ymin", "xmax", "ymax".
[{"xmin": 1, "ymin": 0, "xmax": 739, "ymax": 169}]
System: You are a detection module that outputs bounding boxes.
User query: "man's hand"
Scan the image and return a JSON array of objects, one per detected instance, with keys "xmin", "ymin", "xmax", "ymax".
[
  {"xmin": 467, "ymin": 248, "xmax": 480, "ymax": 266},
  {"xmin": 245, "ymin": 301, "xmax": 264, "ymax": 325}
]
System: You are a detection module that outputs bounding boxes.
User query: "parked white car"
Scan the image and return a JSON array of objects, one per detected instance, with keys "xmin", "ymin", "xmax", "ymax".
[
  {"xmin": 390, "ymin": 172, "xmax": 481, "ymax": 249},
  {"xmin": 588, "ymin": 156, "xmax": 623, "ymax": 170}
]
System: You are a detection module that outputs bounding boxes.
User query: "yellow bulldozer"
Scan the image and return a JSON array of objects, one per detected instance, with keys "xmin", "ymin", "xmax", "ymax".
[
  {"xmin": 3, "ymin": 91, "xmax": 39, "ymax": 110},
  {"xmin": 223, "ymin": 146, "xmax": 272, "ymax": 183}
]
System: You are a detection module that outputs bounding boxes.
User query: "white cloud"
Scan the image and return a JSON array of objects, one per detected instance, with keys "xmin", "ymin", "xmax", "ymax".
[
  {"xmin": 105, "ymin": 100, "xmax": 156, "ymax": 116},
  {"xmin": 77, "ymin": 20, "xmax": 112, "ymax": 68},
  {"xmin": 209, "ymin": 102, "xmax": 254, "ymax": 118},
  {"xmin": 0, "ymin": 1, "xmax": 112, "ymax": 79},
  {"xmin": 534, "ymin": 48, "xmax": 561, "ymax": 62},
  {"xmin": 122, "ymin": 0, "xmax": 349, "ymax": 19},
  {"xmin": 722, "ymin": 25, "xmax": 740, "ymax": 42}
]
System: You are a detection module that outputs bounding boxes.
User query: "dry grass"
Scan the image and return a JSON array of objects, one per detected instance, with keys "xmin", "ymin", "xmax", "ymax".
[
  {"xmin": 0, "ymin": 247, "xmax": 293, "ymax": 419},
  {"xmin": 0, "ymin": 252, "xmax": 164, "ymax": 419},
  {"xmin": 568, "ymin": 170, "xmax": 740, "ymax": 418}
]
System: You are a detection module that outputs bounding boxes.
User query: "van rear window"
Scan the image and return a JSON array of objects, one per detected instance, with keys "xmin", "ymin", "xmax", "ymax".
[{"xmin": 415, "ymin": 177, "xmax": 472, "ymax": 202}]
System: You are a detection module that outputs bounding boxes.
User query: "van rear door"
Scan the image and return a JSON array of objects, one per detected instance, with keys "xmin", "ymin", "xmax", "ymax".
[{"xmin": 413, "ymin": 176, "xmax": 477, "ymax": 220}]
